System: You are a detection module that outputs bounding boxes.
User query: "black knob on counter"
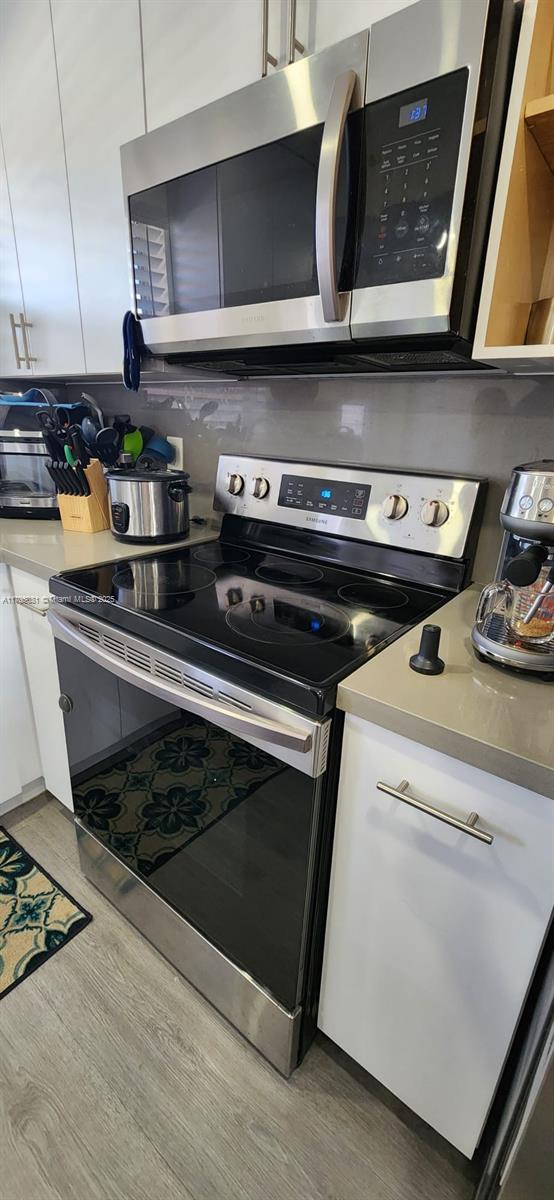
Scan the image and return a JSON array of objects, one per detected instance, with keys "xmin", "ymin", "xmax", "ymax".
[
  {"xmin": 504, "ymin": 545, "xmax": 548, "ymax": 587},
  {"xmin": 58, "ymin": 694, "xmax": 74, "ymax": 713},
  {"xmin": 409, "ymin": 625, "xmax": 445, "ymax": 676}
]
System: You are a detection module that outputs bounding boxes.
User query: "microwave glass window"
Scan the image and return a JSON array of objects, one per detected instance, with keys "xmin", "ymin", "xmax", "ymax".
[
  {"xmin": 399, "ymin": 98, "xmax": 428, "ymax": 127},
  {"xmin": 129, "ymin": 125, "xmax": 329, "ymax": 317},
  {"xmin": 354, "ymin": 68, "xmax": 468, "ymax": 290}
]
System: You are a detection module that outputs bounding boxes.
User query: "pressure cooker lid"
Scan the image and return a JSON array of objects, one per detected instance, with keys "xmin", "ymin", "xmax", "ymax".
[{"xmin": 106, "ymin": 467, "xmax": 190, "ymax": 483}]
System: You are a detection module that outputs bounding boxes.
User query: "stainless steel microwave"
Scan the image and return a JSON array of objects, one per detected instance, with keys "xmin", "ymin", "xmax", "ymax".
[{"xmin": 121, "ymin": 0, "xmax": 517, "ymax": 374}]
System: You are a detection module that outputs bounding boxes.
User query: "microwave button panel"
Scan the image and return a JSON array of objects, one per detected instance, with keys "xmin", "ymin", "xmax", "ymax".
[{"xmin": 357, "ymin": 68, "xmax": 469, "ymax": 289}]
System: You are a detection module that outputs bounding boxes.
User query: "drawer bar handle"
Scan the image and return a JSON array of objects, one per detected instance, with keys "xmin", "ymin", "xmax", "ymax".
[
  {"xmin": 16, "ymin": 599, "xmax": 48, "ymax": 617},
  {"xmin": 377, "ymin": 779, "xmax": 494, "ymax": 845}
]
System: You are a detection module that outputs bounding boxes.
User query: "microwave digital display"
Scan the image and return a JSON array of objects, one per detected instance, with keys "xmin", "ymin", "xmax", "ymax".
[{"xmin": 399, "ymin": 98, "xmax": 428, "ymax": 127}]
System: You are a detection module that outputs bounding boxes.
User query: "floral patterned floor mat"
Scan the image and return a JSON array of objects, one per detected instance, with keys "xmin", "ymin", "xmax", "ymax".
[
  {"xmin": 0, "ymin": 827, "xmax": 91, "ymax": 999},
  {"xmin": 73, "ymin": 711, "xmax": 286, "ymax": 880}
]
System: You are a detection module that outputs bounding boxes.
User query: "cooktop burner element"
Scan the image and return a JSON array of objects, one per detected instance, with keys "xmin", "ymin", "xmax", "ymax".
[
  {"xmin": 193, "ymin": 543, "xmax": 251, "ymax": 567},
  {"xmin": 225, "ymin": 595, "xmax": 351, "ymax": 646},
  {"xmin": 112, "ymin": 561, "xmax": 216, "ymax": 600},
  {"xmin": 337, "ymin": 581, "xmax": 409, "ymax": 609},
  {"xmin": 255, "ymin": 559, "xmax": 324, "ymax": 586}
]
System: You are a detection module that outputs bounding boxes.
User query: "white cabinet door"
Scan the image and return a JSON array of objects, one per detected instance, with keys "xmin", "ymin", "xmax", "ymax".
[
  {"xmin": 0, "ymin": 0, "xmax": 85, "ymax": 376},
  {"xmin": 295, "ymin": 0, "xmax": 417, "ymax": 56},
  {"xmin": 51, "ymin": 0, "xmax": 145, "ymax": 374},
  {"xmin": 319, "ymin": 715, "xmax": 554, "ymax": 1158},
  {"xmin": 0, "ymin": 138, "xmax": 30, "ymax": 377},
  {"xmin": 11, "ymin": 568, "xmax": 73, "ymax": 810},
  {"xmin": 0, "ymin": 565, "xmax": 41, "ymax": 810},
  {"xmin": 141, "ymin": 0, "xmax": 262, "ymax": 131}
]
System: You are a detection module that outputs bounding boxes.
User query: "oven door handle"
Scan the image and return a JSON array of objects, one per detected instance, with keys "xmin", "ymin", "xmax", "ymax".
[
  {"xmin": 315, "ymin": 68, "xmax": 357, "ymax": 323},
  {"xmin": 48, "ymin": 607, "xmax": 314, "ymax": 755}
]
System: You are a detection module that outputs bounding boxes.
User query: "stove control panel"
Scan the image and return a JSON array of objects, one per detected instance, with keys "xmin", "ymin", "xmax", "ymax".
[
  {"xmin": 215, "ymin": 456, "xmax": 484, "ymax": 560},
  {"xmin": 278, "ymin": 474, "xmax": 371, "ymax": 520}
]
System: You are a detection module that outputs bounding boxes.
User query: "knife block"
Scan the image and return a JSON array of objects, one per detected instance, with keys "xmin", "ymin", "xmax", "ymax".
[{"xmin": 57, "ymin": 459, "xmax": 110, "ymax": 534}]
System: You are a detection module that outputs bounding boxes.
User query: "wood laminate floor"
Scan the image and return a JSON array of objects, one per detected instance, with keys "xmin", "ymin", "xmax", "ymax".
[{"xmin": 0, "ymin": 796, "xmax": 476, "ymax": 1200}]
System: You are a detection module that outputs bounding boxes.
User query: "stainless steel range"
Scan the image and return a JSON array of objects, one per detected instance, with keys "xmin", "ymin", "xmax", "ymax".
[{"xmin": 49, "ymin": 456, "xmax": 485, "ymax": 1073}]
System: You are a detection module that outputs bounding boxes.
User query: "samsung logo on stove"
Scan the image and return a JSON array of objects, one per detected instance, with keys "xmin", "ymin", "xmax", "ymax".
[{"xmin": 305, "ymin": 515, "xmax": 328, "ymax": 525}]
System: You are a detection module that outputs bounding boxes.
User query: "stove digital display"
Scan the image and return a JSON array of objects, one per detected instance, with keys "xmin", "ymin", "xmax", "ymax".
[{"xmin": 278, "ymin": 474, "xmax": 371, "ymax": 519}]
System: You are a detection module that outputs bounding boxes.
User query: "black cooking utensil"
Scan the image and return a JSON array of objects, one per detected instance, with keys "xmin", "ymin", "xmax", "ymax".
[
  {"xmin": 113, "ymin": 413, "xmax": 131, "ymax": 437},
  {"xmin": 136, "ymin": 452, "xmax": 165, "ymax": 471},
  {"xmin": 81, "ymin": 416, "xmax": 100, "ymax": 452},
  {"xmin": 138, "ymin": 425, "xmax": 155, "ymax": 445},
  {"xmin": 65, "ymin": 424, "xmax": 90, "ymax": 467},
  {"xmin": 42, "ymin": 429, "xmax": 65, "ymax": 460},
  {"xmin": 96, "ymin": 426, "xmax": 121, "ymax": 466}
]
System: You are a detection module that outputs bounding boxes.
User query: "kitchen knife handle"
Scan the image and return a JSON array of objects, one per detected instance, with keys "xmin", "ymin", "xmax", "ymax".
[{"xmin": 75, "ymin": 464, "xmax": 91, "ymax": 496}]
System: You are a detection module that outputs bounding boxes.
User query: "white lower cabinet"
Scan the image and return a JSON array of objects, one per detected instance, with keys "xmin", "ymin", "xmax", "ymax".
[
  {"xmin": 319, "ymin": 715, "xmax": 554, "ymax": 1158},
  {"xmin": 10, "ymin": 567, "xmax": 72, "ymax": 810},
  {"xmin": 0, "ymin": 565, "xmax": 41, "ymax": 810}
]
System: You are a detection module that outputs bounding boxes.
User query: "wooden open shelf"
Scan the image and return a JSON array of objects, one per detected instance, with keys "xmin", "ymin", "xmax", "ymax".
[
  {"xmin": 473, "ymin": 0, "xmax": 554, "ymax": 371},
  {"xmin": 525, "ymin": 93, "xmax": 554, "ymax": 172}
]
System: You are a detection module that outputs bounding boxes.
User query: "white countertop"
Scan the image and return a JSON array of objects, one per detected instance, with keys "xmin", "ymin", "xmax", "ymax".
[
  {"xmin": 338, "ymin": 586, "xmax": 554, "ymax": 798},
  {"xmin": 0, "ymin": 515, "xmax": 220, "ymax": 581}
]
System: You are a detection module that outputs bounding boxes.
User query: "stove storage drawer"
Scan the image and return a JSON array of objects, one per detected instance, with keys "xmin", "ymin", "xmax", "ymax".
[{"xmin": 318, "ymin": 715, "xmax": 554, "ymax": 1157}]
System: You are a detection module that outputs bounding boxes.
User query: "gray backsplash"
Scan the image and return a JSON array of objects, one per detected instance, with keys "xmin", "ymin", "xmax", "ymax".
[{"xmin": 56, "ymin": 372, "xmax": 552, "ymax": 581}]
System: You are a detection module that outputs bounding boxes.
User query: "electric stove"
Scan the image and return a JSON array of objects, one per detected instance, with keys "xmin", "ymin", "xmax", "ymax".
[{"xmin": 48, "ymin": 456, "xmax": 485, "ymax": 1075}]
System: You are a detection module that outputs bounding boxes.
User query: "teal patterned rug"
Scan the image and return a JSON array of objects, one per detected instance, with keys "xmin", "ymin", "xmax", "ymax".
[
  {"xmin": 73, "ymin": 711, "xmax": 286, "ymax": 879},
  {"xmin": 0, "ymin": 827, "xmax": 91, "ymax": 999}
]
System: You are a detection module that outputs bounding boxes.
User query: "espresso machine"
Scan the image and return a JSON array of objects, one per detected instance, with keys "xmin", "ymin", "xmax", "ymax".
[{"xmin": 472, "ymin": 461, "xmax": 554, "ymax": 676}]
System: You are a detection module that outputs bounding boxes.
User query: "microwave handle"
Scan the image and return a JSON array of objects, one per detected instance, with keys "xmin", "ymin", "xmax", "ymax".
[{"xmin": 315, "ymin": 69, "xmax": 357, "ymax": 323}]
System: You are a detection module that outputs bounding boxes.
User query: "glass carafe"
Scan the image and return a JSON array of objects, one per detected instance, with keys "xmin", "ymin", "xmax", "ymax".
[{"xmin": 476, "ymin": 564, "xmax": 554, "ymax": 647}]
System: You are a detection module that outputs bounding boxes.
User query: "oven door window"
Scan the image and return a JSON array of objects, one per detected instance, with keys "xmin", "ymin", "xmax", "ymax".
[{"xmin": 58, "ymin": 644, "xmax": 321, "ymax": 1011}]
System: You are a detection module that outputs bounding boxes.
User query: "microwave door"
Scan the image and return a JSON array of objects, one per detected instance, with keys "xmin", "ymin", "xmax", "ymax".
[
  {"xmin": 350, "ymin": 0, "xmax": 489, "ymax": 343},
  {"xmin": 121, "ymin": 32, "xmax": 368, "ymax": 356}
]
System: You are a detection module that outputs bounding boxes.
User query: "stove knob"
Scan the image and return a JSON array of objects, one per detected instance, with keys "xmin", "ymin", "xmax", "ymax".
[
  {"xmin": 250, "ymin": 476, "xmax": 270, "ymax": 500},
  {"xmin": 382, "ymin": 493, "xmax": 408, "ymax": 520},
  {"xmin": 420, "ymin": 499, "xmax": 449, "ymax": 527},
  {"xmin": 226, "ymin": 472, "xmax": 244, "ymax": 496}
]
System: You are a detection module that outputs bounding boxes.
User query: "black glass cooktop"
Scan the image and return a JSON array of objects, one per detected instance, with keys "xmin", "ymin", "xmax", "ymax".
[{"xmin": 52, "ymin": 536, "xmax": 447, "ymax": 713}]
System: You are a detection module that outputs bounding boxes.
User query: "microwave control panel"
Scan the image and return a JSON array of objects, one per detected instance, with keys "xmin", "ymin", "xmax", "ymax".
[{"xmin": 358, "ymin": 68, "xmax": 468, "ymax": 288}]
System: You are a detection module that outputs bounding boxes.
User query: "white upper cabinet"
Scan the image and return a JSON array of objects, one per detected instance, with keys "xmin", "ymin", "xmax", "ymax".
[
  {"xmin": 295, "ymin": 0, "xmax": 418, "ymax": 57},
  {"xmin": 140, "ymin": 0, "xmax": 263, "ymax": 130},
  {"xmin": 51, "ymin": 0, "xmax": 145, "ymax": 374},
  {"xmin": 0, "ymin": 137, "xmax": 28, "ymax": 377},
  {"xmin": 0, "ymin": 0, "xmax": 85, "ymax": 376}
]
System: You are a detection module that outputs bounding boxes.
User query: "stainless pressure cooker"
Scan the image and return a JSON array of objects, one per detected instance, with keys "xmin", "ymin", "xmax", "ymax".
[{"xmin": 106, "ymin": 468, "xmax": 191, "ymax": 543}]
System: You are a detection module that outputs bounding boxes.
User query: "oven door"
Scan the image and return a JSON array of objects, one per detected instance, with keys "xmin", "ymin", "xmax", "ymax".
[
  {"xmin": 121, "ymin": 32, "xmax": 367, "ymax": 355},
  {"xmin": 350, "ymin": 0, "xmax": 488, "ymax": 341},
  {"xmin": 50, "ymin": 605, "xmax": 331, "ymax": 1073}
]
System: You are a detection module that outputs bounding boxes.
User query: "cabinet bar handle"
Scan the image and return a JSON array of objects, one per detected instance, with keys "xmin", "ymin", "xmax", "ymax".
[
  {"xmin": 261, "ymin": 0, "xmax": 278, "ymax": 76},
  {"xmin": 19, "ymin": 312, "xmax": 36, "ymax": 368},
  {"xmin": 287, "ymin": 0, "xmax": 304, "ymax": 64},
  {"xmin": 377, "ymin": 779, "xmax": 494, "ymax": 844},
  {"xmin": 16, "ymin": 599, "xmax": 48, "ymax": 617},
  {"xmin": 9, "ymin": 312, "xmax": 26, "ymax": 368}
]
